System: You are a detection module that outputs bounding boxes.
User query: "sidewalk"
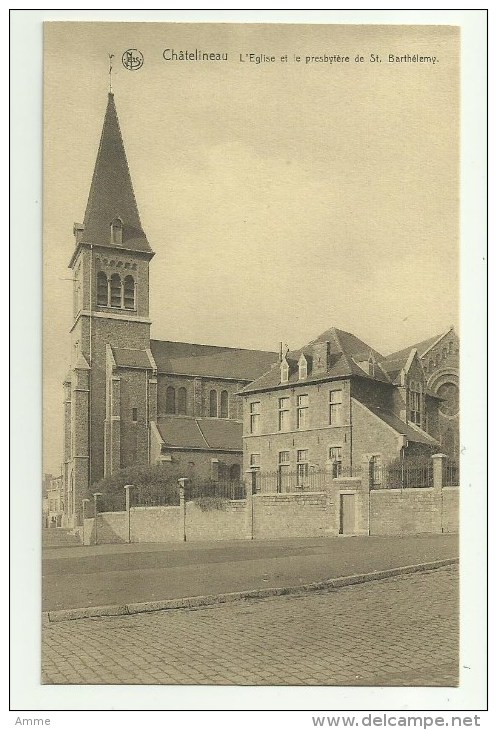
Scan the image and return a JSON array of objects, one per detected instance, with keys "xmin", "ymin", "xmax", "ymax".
[{"xmin": 43, "ymin": 533, "xmax": 458, "ymax": 613}]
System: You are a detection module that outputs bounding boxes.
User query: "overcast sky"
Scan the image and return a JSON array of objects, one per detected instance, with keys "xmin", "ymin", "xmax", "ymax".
[{"xmin": 43, "ymin": 22, "xmax": 459, "ymax": 474}]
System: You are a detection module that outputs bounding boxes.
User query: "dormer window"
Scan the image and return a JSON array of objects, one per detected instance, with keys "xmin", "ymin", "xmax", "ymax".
[
  {"xmin": 298, "ymin": 353, "xmax": 308, "ymax": 380},
  {"xmin": 110, "ymin": 218, "xmax": 123, "ymax": 245}
]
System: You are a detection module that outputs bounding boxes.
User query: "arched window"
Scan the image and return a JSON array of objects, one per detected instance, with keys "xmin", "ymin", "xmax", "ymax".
[
  {"xmin": 166, "ymin": 386, "xmax": 175, "ymax": 414},
  {"xmin": 429, "ymin": 359, "xmax": 434, "ymax": 371},
  {"xmin": 110, "ymin": 274, "xmax": 122, "ymax": 308},
  {"xmin": 177, "ymin": 387, "xmax": 187, "ymax": 415},
  {"xmin": 209, "ymin": 390, "xmax": 218, "ymax": 417},
  {"xmin": 448, "ymin": 341, "xmax": 454, "ymax": 354},
  {"xmin": 220, "ymin": 390, "xmax": 229, "ymax": 418},
  {"xmin": 110, "ymin": 218, "xmax": 123, "ymax": 245},
  {"xmin": 435, "ymin": 353, "xmax": 440, "ymax": 366},
  {"xmin": 442, "ymin": 348, "xmax": 448, "ymax": 359},
  {"xmin": 97, "ymin": 272, "xmax": 108, "ymax": 306},
  {"xmin": 123, "ymin": 275, "xmax": 135, "ymax": 310}
]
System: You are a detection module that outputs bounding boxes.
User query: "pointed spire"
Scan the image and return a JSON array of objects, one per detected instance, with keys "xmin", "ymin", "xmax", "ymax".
[{"xmin": 80, "ymin": 93, "xmax": 152, "ymax": 254}]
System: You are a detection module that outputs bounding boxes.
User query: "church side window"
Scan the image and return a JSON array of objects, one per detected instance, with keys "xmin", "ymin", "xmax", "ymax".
[
  {"xmin": 177, "ymin": 387, "xmax": 187, "ymax": 415},
  {"xmin": 220, "ymin": 390, "xmax": 229, "ymax": 418},
  {"xmin": 209, "ymin": 390, "xmax": 218, "ymax": 417},
  {"xmin": 123, "ymin": 275, "xmax": 135, "ymax": 310},
  {"xmin": 110, "ymin": 274, "xmax": 122, "ymax": 308},
  {"xmin": 97, "ymin": 272, "xmax": 108, "ymax": 307},
  {"xmin": 166, "ymin": 386, "xmax": 176, "ymax": 414}
]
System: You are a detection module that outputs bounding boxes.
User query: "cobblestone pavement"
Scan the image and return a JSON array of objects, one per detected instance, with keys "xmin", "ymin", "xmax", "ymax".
[{"xmin": 42, "ymin": 565, "xmax": 458, "ymax": 686}]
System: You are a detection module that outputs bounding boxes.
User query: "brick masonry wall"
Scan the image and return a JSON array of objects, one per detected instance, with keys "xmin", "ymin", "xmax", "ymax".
[
  {"xmin": 243, "ymin": 379, "xmax": 353, "ymax": 473},
  {"xmin": 161, "ymin": 450, "xmax": 243, "ymax": 482},
  {"xmin": 351, "ymin": 398, "xmax": 402, "ymax": 466},
  {"xmin": 252, "ymin": 492, "xmax": 329, "ymax": 539},
  {"xmin": 442, "ymin": 488, "xmax": 459, "ymax": 533},
  {"xmin": 157, "ymin": 374, "xmax": 245, "ymax": 420}
]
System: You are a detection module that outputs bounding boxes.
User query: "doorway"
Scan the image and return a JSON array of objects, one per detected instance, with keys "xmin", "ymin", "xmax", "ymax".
[{"xmin": 339, "ymin": 493, "xmax": 356, "ymax": 535}]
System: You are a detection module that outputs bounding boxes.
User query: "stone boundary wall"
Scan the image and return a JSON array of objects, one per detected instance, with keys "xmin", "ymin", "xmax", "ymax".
[
  {"xmin": 77, "ymin": 465, "xmax": 458, "ymax": 545},
  {"xmin": 252, "ymin": 492, "xmax": 329, "ymax": 540},
  {"xmin": 442, "ymin": 487, "xmax": 459, "ymax": 534}
]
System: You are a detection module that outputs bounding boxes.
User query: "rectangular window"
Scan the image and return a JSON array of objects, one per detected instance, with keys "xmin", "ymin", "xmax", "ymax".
[
  {"xmin": 132, "ymin": 408, "xmax": 138, "ymax": 422},
  {"xmin": 278, "ymin": 451, "xmax": 290, "ymax": 493},
  {"xmin": 329, "ymin": 390, "xmax": 342, "ymax": 425},
  {"xmin": 297, "ymin": 394, "xmax": 309, "ymax": 429},
  {"xmin": 278, "ymin": 397, "xmax": 290, "ymax": 431},
  {"xmin": 250, "ymin": 453, "xmax": 260, "ymax": 468},
  {"xmin": 297, "ymin": 449, "xmax": 309, "ymax": 483},
  {"xmin": 329, "ymin": 446, "xmax": 342, "ymax": 478},
  {"xmin": 409, "ymin": 385, "xmax": 422, "ymax": 425},
  {"xmin": 250, "ymin": 401, "xmax": 261, "ymax": 434}
]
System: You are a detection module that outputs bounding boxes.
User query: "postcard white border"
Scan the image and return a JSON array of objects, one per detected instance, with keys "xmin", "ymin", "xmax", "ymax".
[{"xmin": 9, "ymin": 5, "xmax": 489, "ymax": 720}]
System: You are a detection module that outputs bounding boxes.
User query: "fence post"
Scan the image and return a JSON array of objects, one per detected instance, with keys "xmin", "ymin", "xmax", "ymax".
[
  {"xmin": 124, "ymin": 484, "xmax": 132, "ymax": 544},
  {"xmin": 431, "ymin": 453, "xmax": 447, "ymax": 533},
  {"xmin": 361, "ymin": 457, "xmax": 372, "ymax": 535},
  {"xmin": 81, "ymin": 498, "xmax": 90, "ymax": 545},
  {"xmin": 178, "ymin": 478, "xmax": 188, "ymax": 542},
  {"xmin": 245, "ymin": 479, "xmax": 254, "ymax": 540},
  {"xmin": 92, "ymin": 492, "xmax": 102, "ymax": 545}
]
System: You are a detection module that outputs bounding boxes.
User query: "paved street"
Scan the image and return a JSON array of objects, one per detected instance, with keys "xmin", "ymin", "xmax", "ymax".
[
  {"xmin": 42, "ymin": 564, "xmax": 458, "ymax": 686},
  {"xmin": 43, "ymin": 533, "xmax": 458, "ymax": 612}
]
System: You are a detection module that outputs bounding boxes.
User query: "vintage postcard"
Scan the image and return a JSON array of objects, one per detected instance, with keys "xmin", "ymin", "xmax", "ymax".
[{"xmin": 11, "ymin": 11, "xmax": 488, "ymax": 715}]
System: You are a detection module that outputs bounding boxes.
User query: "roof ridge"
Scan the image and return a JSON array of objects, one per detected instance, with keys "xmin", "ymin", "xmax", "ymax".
[
  {"xmin": 150, "ymin": 338, "xmax": 277, "ymax": 355},
  {"xmin": 194, "ymin": 419, "xmax": 212, "ymax": 449}
]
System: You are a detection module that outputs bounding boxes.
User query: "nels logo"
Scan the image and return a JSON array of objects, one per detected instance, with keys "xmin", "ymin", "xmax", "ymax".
[{"xmin": 122, "ymin": 49, "xmax": 144, "ymax": 71}]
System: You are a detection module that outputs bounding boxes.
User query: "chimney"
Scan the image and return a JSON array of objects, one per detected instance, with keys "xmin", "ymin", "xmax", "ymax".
[{"xmin": 312, "ymin": 341, "xmax": 330, "ymax": 374}]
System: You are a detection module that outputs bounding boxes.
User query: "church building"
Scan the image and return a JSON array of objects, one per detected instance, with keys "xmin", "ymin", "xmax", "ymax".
[
  {"xmin": 62, "ymin": 91, "xmax": 458, "ymax": 526},
  {"xmin": 62, "ymin": 92, "xmax": 277, "ymax": 526}
]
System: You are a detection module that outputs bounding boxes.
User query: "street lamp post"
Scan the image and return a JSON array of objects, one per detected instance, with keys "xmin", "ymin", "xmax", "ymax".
[
  {"xmin": 93, "ymin": 492, "xmax": 103, "ymax": 546},
  {"xmin": 81, "ymin": 498, "xmax": 90, "ymax": 545}
]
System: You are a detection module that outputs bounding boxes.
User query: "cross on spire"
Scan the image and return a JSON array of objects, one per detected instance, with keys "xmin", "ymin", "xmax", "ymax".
[{"xmin": 108, "ymin": 53, "xmax": 114, "ymax": 93}]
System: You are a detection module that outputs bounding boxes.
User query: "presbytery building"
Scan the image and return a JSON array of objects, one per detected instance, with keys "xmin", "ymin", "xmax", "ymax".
[{"xmin": 239, "ymin": 327, "xmax": 458, "ymax": 485}]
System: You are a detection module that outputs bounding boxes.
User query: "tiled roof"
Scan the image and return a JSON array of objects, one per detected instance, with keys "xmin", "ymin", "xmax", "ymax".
[
  {"xmin": 79, "ymin": 93, "xmax": 152, "ymax": 254},
  {"xmin": 359, "ymin": 402, "xmax": 440, "ymax": 446},
  {"xmin": 113, "ymin": 347, "xmax": 153, "ymax": 369},
  {"xmin": 197, "ymin": 419, "xmax": 243, "ymax": 451},
  {"xmin": 150, "ymin": 340, "xmax": 277, "ymax": 380},
  {"xmin": 156, "ymin": 417, "xmax": 242, "ymax": 452},
  {"xmin": 386, "ymin": 331, "xmax": 453, "ymax": 362},
  {"xmin": 241, "ymin": 327, "xmax": 391, "ymax": 394}
]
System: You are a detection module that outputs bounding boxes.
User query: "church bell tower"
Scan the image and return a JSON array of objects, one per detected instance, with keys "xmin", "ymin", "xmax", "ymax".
[{"xmin": 63, "ymin": 92, "xmax": 155, "ymax": 526}]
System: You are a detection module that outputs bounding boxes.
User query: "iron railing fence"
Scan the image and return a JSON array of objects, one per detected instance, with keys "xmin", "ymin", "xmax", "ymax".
[
  {"xmin": 443, "ymin": 461, "xmax": 460, "ymax": 487},
  {"xmin": 248, "ymin": 470, "xmax": 327, "ymax": 494},
  {"xmin": 186, "ymin": 481, "xmax": 246, "ymax": 501},
  {"xmin": 369, "ymin": 463, "xmax": 433, "ymax": 490},
  {"xmin": 130, "ymin": 485, "xmax": 181, "ymax": 508}
]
